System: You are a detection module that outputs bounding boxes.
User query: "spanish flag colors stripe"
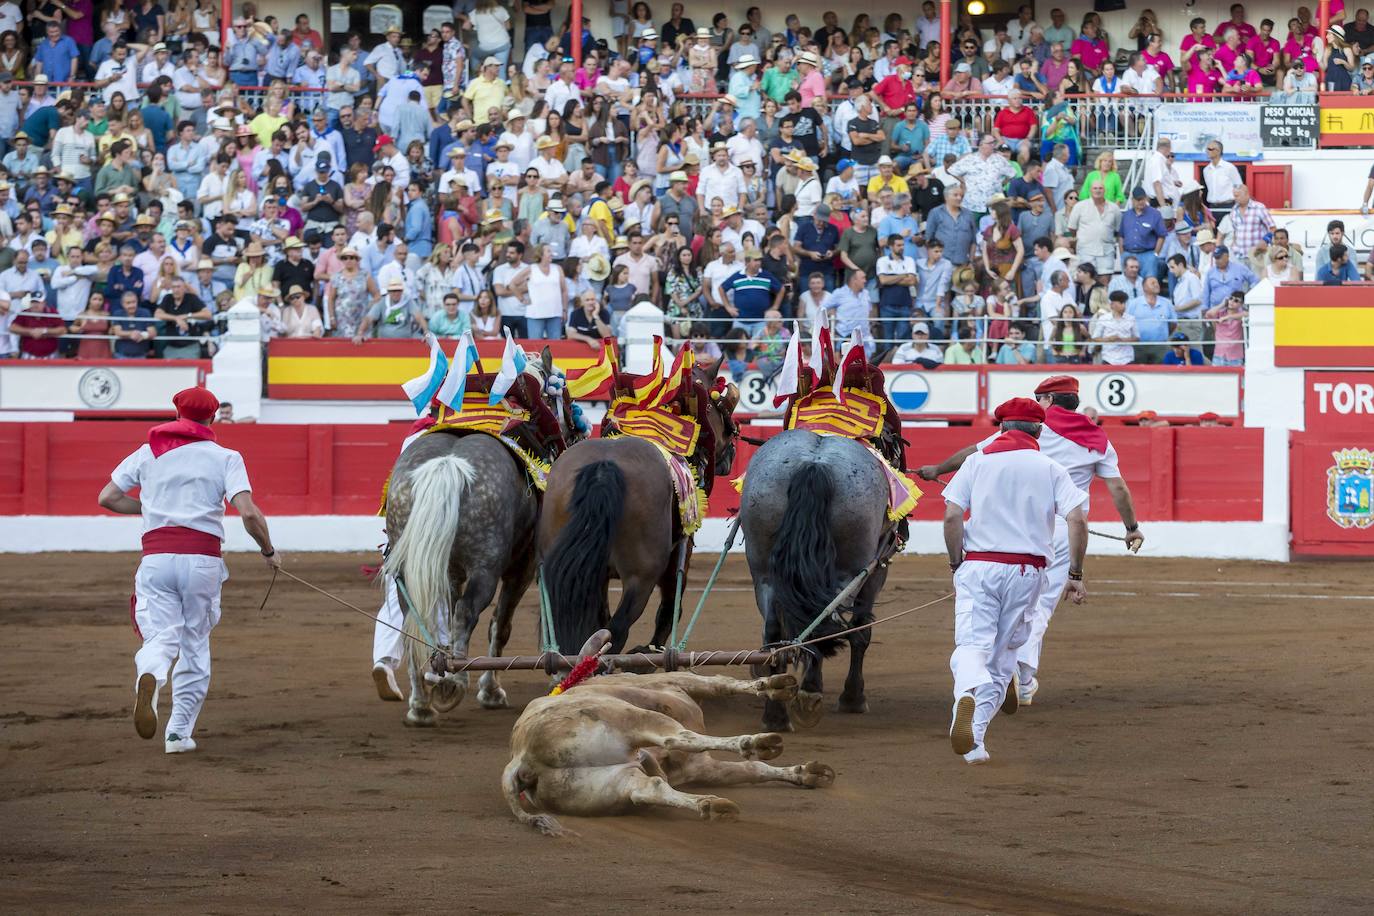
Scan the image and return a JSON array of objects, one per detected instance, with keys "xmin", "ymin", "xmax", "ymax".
[{"xmin": 1274, "ymin": 285, "xmax": 1374, "ymax": 368}]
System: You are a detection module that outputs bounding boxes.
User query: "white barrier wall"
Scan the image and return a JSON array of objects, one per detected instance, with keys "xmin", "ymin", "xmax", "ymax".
[{"xmin": 0, "ymin": 362, "xmax": 204, "ymax": 412}]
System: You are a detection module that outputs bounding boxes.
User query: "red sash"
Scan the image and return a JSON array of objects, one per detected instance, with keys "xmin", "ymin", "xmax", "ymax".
[
  {"xmin": 1044, "ymin": 405, "xmax": 1108, "ymax": 454},
  {"xmin": 965, "ymin": 551, "xmax": 1046, "ymax": 569},
  {"xmin": 141, "ymin": 526, "xmax": 223, "ymax": 557},
  {"xmin": 981, "ymin": 429, "xmax": 1041, "ymax": 454}
]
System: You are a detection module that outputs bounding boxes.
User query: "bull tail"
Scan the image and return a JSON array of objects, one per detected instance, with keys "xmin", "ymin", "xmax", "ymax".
[
  {"xmin": 542, "ymin": 460, "xmax": 626, "ymax": 655},
  {"xmin": 502, "ymin": 756, "xmax": 567, "ymax": 837},
  {"xmin": 768, "ymin": 462, "xmax": 846, "ymax": 657}
]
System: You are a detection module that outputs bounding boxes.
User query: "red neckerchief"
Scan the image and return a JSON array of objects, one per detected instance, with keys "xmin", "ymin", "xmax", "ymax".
[
  {"xmin": 1044, "ymin": 405, "xmax": 1108, "ymax": 454},
  {"xmin": 149, "ymin": 419, "xmax": 216, "ymax": 457},
  {"xmin": 982, "ymin": 429, "xmax": 1041, "ymax": 454}
]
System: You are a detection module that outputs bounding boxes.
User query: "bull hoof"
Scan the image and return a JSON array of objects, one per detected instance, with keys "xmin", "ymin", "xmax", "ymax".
[
  {"xmin": 477, "ymin": 685, "xmax": 508, "ymax": 709},
  {"xmin": 789, "ymin": 690, "xmax": 825, "ymax": 728},
  {"xmin": 530, "ymin": 814, "xmax": 574, "ymax": 837},
  {"xmin": 404, "ymin": 706, "xmax": 437, "ymax": 727},
  {"xmin": 757, "ymin": 673, "xmax": 798, "ymax": 702},
  {"xmin": 431, "ymin": 677, "xmax": 466, "ymax": 713},
  {"xmin": 836, "ymin": 693, "xmax": 869, "ymax": 714},
  {"xmin": 741, "ymin": 732, "xmax": 784, "ymax": 761},
  {"xmin": 698, "ymin": 796, "xmax": 740, "ymax": 822},
  {"xmin": 798, "ymin": 761, "xmax": 836, "ymax": 789}
]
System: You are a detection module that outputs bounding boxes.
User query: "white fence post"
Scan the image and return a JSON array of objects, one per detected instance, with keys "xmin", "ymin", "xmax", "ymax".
[
  {"xmin": 209, "ymin": 302, "xmax": 264, "ymax": 420},
  {"xmin": 622, "ymin": 302, "xmax": 666, "ymax": 374}
]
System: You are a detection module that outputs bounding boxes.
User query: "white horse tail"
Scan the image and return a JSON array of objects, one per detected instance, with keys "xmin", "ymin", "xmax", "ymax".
[{"xmin": 383, "ymin": 454, "xmax": 476, "ymax": 661}]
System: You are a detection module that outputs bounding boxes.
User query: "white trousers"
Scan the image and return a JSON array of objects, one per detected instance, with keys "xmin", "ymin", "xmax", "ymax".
[
  {"xmin": 1016, "ymin": 517, "xmax": 1070, "ymax": 682},
  {"xmin": 950, "ymin": 560, "xmax": 1044, "ymax": 748},
  {"xmin": 373, "ymin": 576, "xmax": 405, "ymax": 667},
  {"xmin": 132, "ymin": 554, "xmax": 227, "ymax": 739}
]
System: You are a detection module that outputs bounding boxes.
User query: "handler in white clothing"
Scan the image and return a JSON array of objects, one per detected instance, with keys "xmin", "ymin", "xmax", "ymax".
[
  {"xmin": 99, "ymin": 387, "xmax": 280, "ymax": 753},
  {"xmin": 942, "ymin": 397, "xmax": 1089, "ymax": 764},
  {"xmin": 920, "ymin": 375, "xmax": 1143, "ymax": 704}
]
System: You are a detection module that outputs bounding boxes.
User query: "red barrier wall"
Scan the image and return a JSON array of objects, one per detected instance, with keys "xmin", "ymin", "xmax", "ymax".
[{"xmin": 3, "ymin": 421, "xmax": 1263, "ymax": 522}]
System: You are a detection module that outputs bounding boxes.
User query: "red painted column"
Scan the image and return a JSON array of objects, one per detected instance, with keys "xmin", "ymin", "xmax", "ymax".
[
  {"xmin": 571, "ymin": 0, "xmax": 583, "ymax": 64},
  {"xmin": 221, "ymin": 0, "xmax": 233, "ymax": 58},
  {"xmin": 939, "ymin": 0, "xmax": 951, "ymax": 87}
]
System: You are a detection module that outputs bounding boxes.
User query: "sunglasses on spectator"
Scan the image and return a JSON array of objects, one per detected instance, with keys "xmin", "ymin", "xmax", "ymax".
[{"xmin": 1274, "ymin": 254, "xmax": 1288, "ymax": 260}]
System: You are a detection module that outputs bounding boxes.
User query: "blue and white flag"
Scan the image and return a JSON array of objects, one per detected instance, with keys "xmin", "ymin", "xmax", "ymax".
[
  {"xmin": 488, "ymin": 327, "xmax": 529, "ymax": 405},
  {"xmin": 401, "ymin": 334, "xmax": 449, "ymax": 416},
  {"xmin": 435, "ymin": 331, "xmax": 481, "ymax": 409}
]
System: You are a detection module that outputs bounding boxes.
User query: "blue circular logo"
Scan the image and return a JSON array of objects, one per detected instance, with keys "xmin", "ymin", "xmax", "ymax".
[{"xmin": 889, "ymin": 371, "xmax": 931, "ymax": 412}]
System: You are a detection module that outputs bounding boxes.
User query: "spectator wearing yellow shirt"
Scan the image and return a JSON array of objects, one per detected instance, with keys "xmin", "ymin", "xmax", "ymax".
[
  {"xmin": 249, "ymin": 95, "xmax": 289, "ymax": 148},
  {"xmin": 866, "ymin": 156, "xmax": 910, "ymax": 199},
  {"xmin": 462, "ymin": 57, "xmax": 509, "ymax": 123}
]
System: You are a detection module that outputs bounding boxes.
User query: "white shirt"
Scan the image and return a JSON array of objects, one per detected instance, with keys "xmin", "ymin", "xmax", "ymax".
[
  {"xmin": 794, "ymin": 176, "xmax": 822, "ymax": 217},
  {"xmin": 364, "ymin": 42, "xmax": 405, "ymax": 81},
  {"xmin": 531, "ymin": 154, "xmax": 567, "ymax": 185},
  {"xmin": 876, "ymin": 253, "xmax": 916, "ymax": 303},
  {"xmin": 702, "ymin": 256, "xmax": 740, "ymax": 304},
  {"xmin": 944, "ymin": 446, "xmax": 1087, "ymax": 560},
  {"xmin": 1094, "ymin": 311, "xmax": 1138, "ymax": 365},
  {"xmin": 141, "ymin": 59, "xmax": 177, "ymax": 85},
  {"xmin": 0, "ymin": 1, "xmax": 22, "ymax": 33},
  {"xmin": 568, "ymin": 234, "xmax": 609, "ymax": 260},
  {"xmin": 1039, "ymin": 287, "xmax": 1074, "ymax": 337},
  {"xmin": 720, "ymin": 219, "xmax": 764, "ymax": 253},
  {"xmin": 697, "ymin": 162, "xmax": 746, "ymax": 209},
  {"xmin": 1142, "ymin": 149, "xmax": 1181, "ymax": 203},
  {"xmin": 982, "ymin": 74, "xmax": 1016, "ymax": 96},
  {"xmin": 96, "ymin": 58, "xmax": 141, "ymax": 105},
  {"xmin": 1121, "ymin": 65, "xmax": 1162, "ymax": 96},
  {"xmin": 1042, "ymin": 157, "xmax": 1073, "ymax": 210},
  {"xmin": 491, "ymin": 262, "xmax": 526, "ymax": 317},
  {"xmin": 726, "ymin": 133, "xmax": 764, "ymax": 171},
  {"xmin": 112, "ymin": 440, "xmax": 252, "ymax": 540},
  {"xmin": 979, "ymin": 422, "xmax": 1120, "ymax": 513},
  {"xmin": 1202, "ymin": 159, "xmax": 1243, "ymax": 206},
  {"xmin": 544, "ymin": 80, "xmax": 580, "ymax": 120},
  {"xmin": 1007, "ymin": 19, "xmax": 1038, "ymax": 50}
]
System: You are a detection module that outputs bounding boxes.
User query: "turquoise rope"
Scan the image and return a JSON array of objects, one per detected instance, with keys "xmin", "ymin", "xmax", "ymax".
[
  {"xmin": 537, "ymin": 569, "xmax": 557, "ymax": 653},
  {"xmin": 395, "ymin": 578, "xmax": 439, "ymax": 649},
  {"xmin": 675, "ymin": 516, "xmax": 741, "ymax": 651}
]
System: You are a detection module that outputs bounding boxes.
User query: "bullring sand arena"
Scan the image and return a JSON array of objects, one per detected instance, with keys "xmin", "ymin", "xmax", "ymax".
[{"xmin": 2, "ymin": 550, "xmax": 1371, "ymax": 915}]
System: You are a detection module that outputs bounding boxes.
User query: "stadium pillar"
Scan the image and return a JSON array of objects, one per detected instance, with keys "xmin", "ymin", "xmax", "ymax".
[
  {"xmin": 1319, "ymin": 0, "xmax": 1331, "ymax": 82},
  {"xmin": 939, "ymin": 0, "xmax": 951, "ymax": 86},
  {"xmin": 572, "ymin": 0, "xmax": 583, "ymax": 63},
  {"xmin": 221, "ymin": 0, "xmax": 231, "ymax": 50}
]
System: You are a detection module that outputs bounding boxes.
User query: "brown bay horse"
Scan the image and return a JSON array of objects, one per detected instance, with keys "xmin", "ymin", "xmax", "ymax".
[{"xmin": 537, "ymin": 360, "xmax": 738, "ymax": 655}]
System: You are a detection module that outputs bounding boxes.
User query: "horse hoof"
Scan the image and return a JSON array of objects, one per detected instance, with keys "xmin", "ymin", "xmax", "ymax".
[
  {"xmin": 741, "ymin": 732, "xmax": 784, "ymax": 761},
  {"xmin": 431, "ymin": 678, "xmax": 466, "ymax": 713},
  {"xmin": 761, "ymin": 715, "xmax": 794, "ymax": 733},
  {"xmin": 789, "ymin": 691, "xmax": 825, "ymax": 728},
  {"xmin": 477, "ymin": 685, "xmax": 508, "ymax": 709},
  {"xmin": 798, "ymin": 761, "xmax": 836, "ymax": 789},
  {"xmin": 698, "ymin": 796, "xmax": 740, "ymax": 822},
  {"xmin": 758, "ymin": 673, "xmax": 798, "ymax": 702},
  {"xmin": 404, "ymin": 707, "xmax": 437, "ymax": 728},
  {"xmin": 836, "ymin": 694, "xmax": 869, "ymax": 714}
]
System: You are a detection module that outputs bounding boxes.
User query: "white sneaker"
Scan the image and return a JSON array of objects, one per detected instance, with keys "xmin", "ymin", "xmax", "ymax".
[
  {"xmin": 963, "ymin": 745, "xmax": 990, "ymax": 765},
  {"xmin": 164, "ymin": 733, "xmax": 198, "ymax": 754},
  {"xmin": 134, "ymin": 673, "xmax": 158, "ymax": 740},
  {"xmin": 372, "ymin": 662, "xmax": 404, "ymax": 702},
  {"xmin": 950, "ymin": 693, "xmax": 976, "ymax": 755},
  {"xmin": 1018, "ymin": 676, "xmax": 1039, "ymax": 706}
]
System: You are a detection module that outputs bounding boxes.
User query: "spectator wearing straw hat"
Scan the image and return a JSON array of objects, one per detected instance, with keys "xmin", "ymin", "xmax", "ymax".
[{"xmin": 357, "ymin": 277, "xmax": 428, "ymax": 341}]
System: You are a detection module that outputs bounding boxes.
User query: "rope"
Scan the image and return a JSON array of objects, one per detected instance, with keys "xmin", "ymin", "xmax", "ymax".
[
  {"xmin": 537, "ymin": 570, "xmax": 557, "ymax": 653},
  {"xmin": 273, "ymin": 568, "xmax": 440, "ymax": 652},
  {"xmin": 394, "ymin": 578, "xmax": 440, "ymax": 649},
  {"xmin": 766, "ymin": 591, "xmax": 955, "ymax": 666},
  {"xmin": 923, "ymin": 472, "xmax": 1134, "ymax": 544},
  {"xmin": 667, "ymin": 539, "xmax": 688, "ymax": 653},
  {"xmin": 675, "ymin": 515, "xmax": 741, "ymax": 651}
]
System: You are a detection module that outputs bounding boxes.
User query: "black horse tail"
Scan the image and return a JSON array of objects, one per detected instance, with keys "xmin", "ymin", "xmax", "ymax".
[
  {"xmin": 543, "ymin": 460, "xmax": 627, "ymax": 655},
  {"xmin": 768, "ymin": 462, "xmax": 846, "ymax": 657}
]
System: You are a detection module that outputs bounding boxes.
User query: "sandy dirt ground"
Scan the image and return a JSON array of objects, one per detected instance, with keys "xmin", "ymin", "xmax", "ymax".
[{"xmin": 2, "ymin": 552, "xmax": 1372, "ymax": 915}]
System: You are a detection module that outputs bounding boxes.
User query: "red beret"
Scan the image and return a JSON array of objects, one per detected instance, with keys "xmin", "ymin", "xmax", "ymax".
[
  {"xmin": 994, "ymin": 397, "xmax": 1045, "ymax": 425},
  {"xmin": 1034, "ymin": 375, "xmax": 1079, "ymax": 396},
  {"xmin": 173, "ymin": 386, "xmax": 219, "ymax": 424}
]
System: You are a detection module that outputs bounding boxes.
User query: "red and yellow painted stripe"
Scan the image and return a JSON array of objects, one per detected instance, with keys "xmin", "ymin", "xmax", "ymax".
[
  {"xmin": 1275, "ymin": 284, "xmax": 1374, "ymax": 367},
  {"xmin": 266, "ymin": 339, "xmax": 610, "ymax": 399},
  {"xmin": 1319, "ymin": 94, "xmax": 1374, "ymax": 147}
]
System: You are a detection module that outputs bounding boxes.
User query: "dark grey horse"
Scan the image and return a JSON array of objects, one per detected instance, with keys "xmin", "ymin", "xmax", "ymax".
[
  {"xmin": 383, "ymin": 359, "xmax": 577, "ymax": 727},
  {"xmin": 739, "ymin": 429, "xmax": 893, "ymax": 732}
]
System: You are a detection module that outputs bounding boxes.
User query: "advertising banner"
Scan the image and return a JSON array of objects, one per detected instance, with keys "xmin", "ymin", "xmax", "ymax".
[{"xmin": 1155, "ymin": 103, "xmax": 1262, "ymax": 160}]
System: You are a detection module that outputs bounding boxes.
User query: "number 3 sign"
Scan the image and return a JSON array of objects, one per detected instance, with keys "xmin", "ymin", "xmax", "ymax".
[{"xmin": 1095, "ymin": 373, "xmax": 1137, "ymax": 413}]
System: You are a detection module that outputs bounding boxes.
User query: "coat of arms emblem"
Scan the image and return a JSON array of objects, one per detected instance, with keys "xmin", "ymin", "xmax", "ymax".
[{"xmin": 1327, "ymin": 448, "xmax": 1374, "ymax": 529}]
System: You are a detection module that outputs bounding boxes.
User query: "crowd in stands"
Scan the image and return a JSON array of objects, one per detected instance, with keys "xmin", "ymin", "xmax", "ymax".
[{"xmin": 0, "ymin": 0, "xmax": 1366, "ymax": 370}]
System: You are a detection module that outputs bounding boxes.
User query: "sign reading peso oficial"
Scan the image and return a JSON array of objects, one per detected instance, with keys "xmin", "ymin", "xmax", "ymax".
[
  {"xmin": 1260, "ymin": 104, "xmax": 1318, "ymax": 149},
  {"xmin": 1155, "ymin": 103, "xmax": 1262, "ymax": 161}
]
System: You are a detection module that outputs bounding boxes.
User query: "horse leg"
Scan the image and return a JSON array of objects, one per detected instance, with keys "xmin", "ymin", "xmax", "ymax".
[
  {"xmin": 478, "ymin": 552, "xmax": 535, "ymax": 709},
  {"xmin": 608, "ymin": 574, "xmax": 657, "ymax": 654},
  {"xmin": 756, "ymin": 583, "xmax": 794, "ymax": 733},
  {"xmin": 430, "ymin": 568, "xmax": 498, "ymax": 713},
  {"xmin": 837, "ymin": 615, "xmax": 872, "ymax": 714},
  {"xmin": 791, "ymin": 654, "xmax": 826, "ymax": 728},
  {"xmin": 647, "ymin": 541, "xmax": 689, "ymax": 649}
]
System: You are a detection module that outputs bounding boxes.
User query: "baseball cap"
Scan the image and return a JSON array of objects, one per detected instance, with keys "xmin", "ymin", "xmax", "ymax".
[
  {"xmin": 835, "ymin": 158, "xmax": 855, "ymax": 173},
  {"xmin": 1213, "ymin": 244, "xmax": 1230, "ymax": 256},
  {"xmin": 912, "ymin": 322, "xmax": 930, "ymax": 334},
  {"xmin": 1131, "ymin": 186, "xmax": 1148, "ymax": 199},
  {"xmin": 815, "ymin": 203, "xmax": 832, "ymax": 218},
  {"xmin": 1171, "ymin": 331, "xmax": 1189, "ymax": 342},
  {"xmin": 955, "ymin": 62, "xmax": 971, "ymax": 73}
]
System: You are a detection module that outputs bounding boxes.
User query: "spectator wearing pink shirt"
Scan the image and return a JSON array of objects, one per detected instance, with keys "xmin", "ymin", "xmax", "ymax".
[
  {"xmin": 1187, "ymin": 48, "xmax": 1226, "ymax": 95},
  {"xmin": 1040, "ymin": 42, "xmax": 1070, "ymax": 90},
  {"xmin": 1204, "ymin": 291, "xmax": 1247, "ymax": 366},
  {"xmin": 1245, "ymin": 19, "xmax": 1282, "ymax": 86},
  {"xmin": 1141, "ymin": 33, "xmax": 1175, "ymax": 83},
  {"xmin": 1224, "ymin": 54, "xmax": 1264, "ymax": 94},
  {"xmin": 1282, "ymin": 18, "xmax": 1319, "ymax": 74},
  {"xmin": 1214, "ymin": 27, "xmax": 1245, "ymax": 73},
  {"xmin": 1181, "ymin": 18, "xmax": 1218, "ymax": 73},
  {"xmin": 797, "ymin": 52, "xmax": 826, "ymax": 106},
  {"xmin": 1070, "ymin": 21, "xmax": 1109, "ymax": 73},
  {"xmin": 1213, "ymin": 4, "xmax": 1257, "ymax": 42}
]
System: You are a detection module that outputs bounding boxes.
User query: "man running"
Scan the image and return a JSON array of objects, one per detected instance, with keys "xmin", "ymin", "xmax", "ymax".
[
  {"xmin": 942, "ymin": 397, "xmax": 1089, "ymax": 764},
  {"xmin": 99, "ymin": 387, "xmax": 280, "ymax": 753},
  {"xmin": 921, "ymin": 375, "xmax": 1143, "ymax": 704}
]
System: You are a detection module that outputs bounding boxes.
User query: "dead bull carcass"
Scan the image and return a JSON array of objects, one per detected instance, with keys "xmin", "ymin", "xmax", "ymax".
[{"xmin": 501, "ymin": 671, "xmax": 835, "ymax": 835}]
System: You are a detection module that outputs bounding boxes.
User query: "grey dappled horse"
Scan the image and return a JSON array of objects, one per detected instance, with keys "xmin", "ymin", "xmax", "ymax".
[
  {"xmin": 383, "ymin": 358, "xmax": 577, "ymax": 727},
  {"xmin": 739, "ymin": 429, "xmax": 893, "ymax": 731}
]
